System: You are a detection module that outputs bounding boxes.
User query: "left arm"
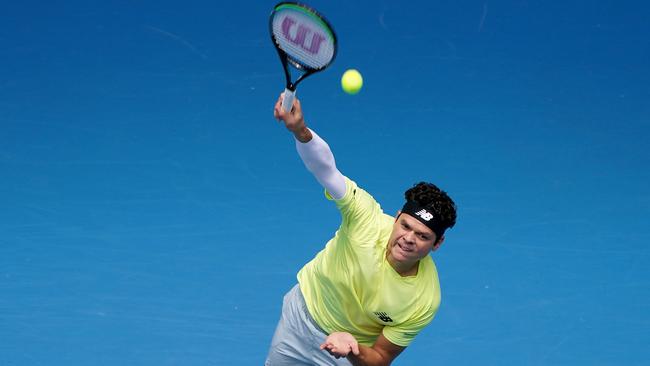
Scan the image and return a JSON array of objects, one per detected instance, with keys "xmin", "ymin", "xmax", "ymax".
[{"xmin": 321, "ymin": 332, "xmax": 405, "ymax": 366}]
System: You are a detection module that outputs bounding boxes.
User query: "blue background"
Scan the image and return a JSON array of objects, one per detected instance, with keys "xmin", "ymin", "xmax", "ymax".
[{"xmin": 1, "ymin": 1, "xmax": 648, "ymax": 365}]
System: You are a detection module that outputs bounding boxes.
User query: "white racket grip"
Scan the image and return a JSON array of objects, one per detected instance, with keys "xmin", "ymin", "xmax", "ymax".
[{"xmin": 282, "ymin": 89, "xmax": 296, "ymax": 112}]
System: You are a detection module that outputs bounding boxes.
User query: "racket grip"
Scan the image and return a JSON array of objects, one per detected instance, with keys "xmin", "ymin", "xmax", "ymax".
[{"xmin": 282, "ymin": 89, "xmax": 296, "ymax": 112}]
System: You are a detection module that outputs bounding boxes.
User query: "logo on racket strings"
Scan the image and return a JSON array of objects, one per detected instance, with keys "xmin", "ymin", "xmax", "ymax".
[{"xmin": 282, "ymin": 17, "xmax": 326, "ymax": 54}]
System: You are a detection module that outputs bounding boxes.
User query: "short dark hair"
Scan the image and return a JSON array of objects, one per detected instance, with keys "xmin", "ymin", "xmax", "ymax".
[{"xmin": 404, "ymin": 182, "xmax": 457, "ymax": 237}]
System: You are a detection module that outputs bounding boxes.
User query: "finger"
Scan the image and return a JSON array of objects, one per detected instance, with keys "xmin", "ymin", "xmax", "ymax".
[
  {"xmin": 291, "ymin": 98, "xmax": 298, "ymax": 111},
  {"xmin": 351, "ymin": 342, "xmax": 360, "ymax": 356},
  {"xmin": 273, "ymin": 101, "xmax": 281, "ymax": 119},
  {"xmin": 274, "ymin": 105, "xmax": 286, "ymax": 121}
]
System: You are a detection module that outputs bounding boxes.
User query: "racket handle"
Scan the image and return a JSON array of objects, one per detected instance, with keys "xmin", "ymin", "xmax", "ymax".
[{"xmin": 282, "ymin": 89, "xmax": 296, "ymax": 112}]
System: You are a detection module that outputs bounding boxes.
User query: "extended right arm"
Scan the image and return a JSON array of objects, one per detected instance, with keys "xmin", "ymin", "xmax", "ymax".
[{"xmin": 274, "ymin": 95, "xmax": 346, "ymax": 199}]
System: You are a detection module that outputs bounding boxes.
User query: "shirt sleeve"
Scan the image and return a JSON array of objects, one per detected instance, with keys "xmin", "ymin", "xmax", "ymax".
[
  {"xmin": 326, "ymin": 177, "xmax": 386, "ymax": 243},
  {"xmin": 382, "ymin": 301, "xmax": 438, "ymax": 347}
]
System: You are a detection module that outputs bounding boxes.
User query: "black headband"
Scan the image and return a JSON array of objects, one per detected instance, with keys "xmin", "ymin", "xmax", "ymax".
[{"xmin": 401, "ymin": 201, "xmax": 446, "ymax": 240}]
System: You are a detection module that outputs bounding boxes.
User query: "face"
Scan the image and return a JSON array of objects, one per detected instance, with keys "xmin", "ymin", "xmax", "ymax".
[{"xmin": 386, "ymin": 212, "xmax": 443, "ymax": 275}]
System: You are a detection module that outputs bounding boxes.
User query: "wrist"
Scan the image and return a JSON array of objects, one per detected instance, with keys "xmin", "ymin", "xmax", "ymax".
[{"xmin": 293, "ymin": 126, "xmax": 312, "ymax": 143}]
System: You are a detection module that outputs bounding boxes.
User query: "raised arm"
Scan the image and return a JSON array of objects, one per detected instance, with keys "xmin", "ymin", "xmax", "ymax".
[{"xmin": 273, "ymin": 95, "xmax": 346, "ymax": 199}]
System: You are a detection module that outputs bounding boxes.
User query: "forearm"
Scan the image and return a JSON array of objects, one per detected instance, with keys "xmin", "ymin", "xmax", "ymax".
[
  {"xmin": 321, "ymin": 331, "xmax": 402, "ymax": 365},
  {"xmin": 295, "ymin": 128, "xmax": 346, "ymax": 200},
  {"xmin": 347, "ymin": 344, "xmax": 391, "ymax": 366}
]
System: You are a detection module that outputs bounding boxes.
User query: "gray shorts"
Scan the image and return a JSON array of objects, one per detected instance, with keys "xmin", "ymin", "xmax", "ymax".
[{"xmin": 265, "ymin": 284, "xmax": 352, "ymax": 366}]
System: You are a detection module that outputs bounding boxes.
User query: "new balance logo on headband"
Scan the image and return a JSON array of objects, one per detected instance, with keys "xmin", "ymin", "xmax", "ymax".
[
  {"xmin": 415, "ymin": 209, "xmax": 433, "ymax": 221},
  {"xmin": 402, "ymin": 201, "xmax": 445, "ymax": 239}
]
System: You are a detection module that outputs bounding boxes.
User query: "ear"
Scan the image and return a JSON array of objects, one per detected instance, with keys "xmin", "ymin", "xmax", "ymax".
[{"xmin": 432, "ymin": 235, "xmax": 445, "ymax": 252}]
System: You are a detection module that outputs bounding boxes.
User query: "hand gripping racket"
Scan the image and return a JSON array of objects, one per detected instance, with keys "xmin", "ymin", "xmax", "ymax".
[{"xmin": 269, "ymin": 2, "xmax": 337, "ymax": 111}]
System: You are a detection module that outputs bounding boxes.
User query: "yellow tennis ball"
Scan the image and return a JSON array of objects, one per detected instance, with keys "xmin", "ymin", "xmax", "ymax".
[{"xmin": 341, "ymin": 69, "xmax": 363, "ymax": 95}]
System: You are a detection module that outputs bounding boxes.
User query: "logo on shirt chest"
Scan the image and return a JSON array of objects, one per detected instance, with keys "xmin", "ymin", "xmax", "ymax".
[{"xmin": 373, "ymin": 311, "xmax": 394, "ymax": 323}]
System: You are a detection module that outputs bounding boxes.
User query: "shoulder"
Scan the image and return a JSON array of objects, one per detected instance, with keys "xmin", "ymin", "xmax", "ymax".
[
  {"xmin": 326, "ymin": 176, "xmax": 360, "ymax": 202},
  {"xmin": 330, "ymin": 177, "xmax": 388, "ymax": 240},
  {"xmin": 329, "ymin": 177, "xmax": 383, "ymax": 216}
]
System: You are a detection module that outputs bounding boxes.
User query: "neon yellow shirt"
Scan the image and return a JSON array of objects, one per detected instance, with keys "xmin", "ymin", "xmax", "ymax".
[{"xmin": 297, "ymin": 177, "xmax": 441, "ymax": 347}]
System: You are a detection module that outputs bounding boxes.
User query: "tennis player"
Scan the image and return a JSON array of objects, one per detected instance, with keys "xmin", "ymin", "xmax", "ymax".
[{"xmin": 265, "ymin": 95, "xmax": 457, "ymax": 366}]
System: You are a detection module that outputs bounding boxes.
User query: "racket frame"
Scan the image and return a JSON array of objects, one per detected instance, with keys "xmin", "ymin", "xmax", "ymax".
[{"xmin": 269, "ymin": 1, "xmax": 337, "ymax": 110}]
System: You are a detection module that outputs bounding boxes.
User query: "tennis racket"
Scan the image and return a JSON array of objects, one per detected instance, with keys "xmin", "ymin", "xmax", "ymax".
[{"xmin": 269, "ymin": 2, "xmax": 337, "ymax": 112}]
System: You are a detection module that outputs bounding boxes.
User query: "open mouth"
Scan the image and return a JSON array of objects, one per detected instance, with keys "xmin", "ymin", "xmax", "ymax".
[{"xmin": 397, "ymin": 242, "xmax": 413, "ymax": 253}]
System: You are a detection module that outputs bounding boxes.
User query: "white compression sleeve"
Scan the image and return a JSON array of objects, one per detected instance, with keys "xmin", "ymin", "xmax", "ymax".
[{"xmin": 295, "ymin": 129, "xmax": 346, "ymax": 200}]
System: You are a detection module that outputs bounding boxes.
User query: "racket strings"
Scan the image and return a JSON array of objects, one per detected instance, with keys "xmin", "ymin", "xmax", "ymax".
[{"xmin": 271, "ymin": 12, "xmax": 335, "ymax": 70}]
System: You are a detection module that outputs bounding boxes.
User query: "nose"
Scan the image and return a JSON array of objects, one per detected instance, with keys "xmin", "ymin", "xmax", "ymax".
[{"xmin": 403, "ymin": 230, "xmax": 416, "ymax": 244}]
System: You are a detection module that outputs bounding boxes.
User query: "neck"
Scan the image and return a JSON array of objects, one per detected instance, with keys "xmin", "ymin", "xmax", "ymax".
[{"xmin": 386, "ymin": 253, "xmax": 419, "ymax": 277}]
